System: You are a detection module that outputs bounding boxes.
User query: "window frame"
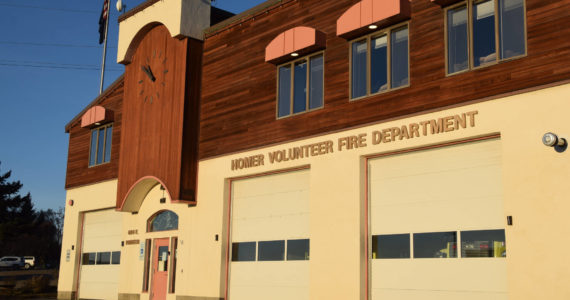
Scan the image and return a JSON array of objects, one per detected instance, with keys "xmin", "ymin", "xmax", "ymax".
[
  {"xmin": 444, "ymin": 0, "xmax": 527, "ymax": 76},
  {"xmin": 88, "ymin": 123, "xmax": 113, "ymax": 167},
  {"xmin": 276, "ymin": 51, "xmax": 325, "ymax": 119},
  {"xmin": 349, "ymin": 22, "xmax": 410, "ymax": 101}
]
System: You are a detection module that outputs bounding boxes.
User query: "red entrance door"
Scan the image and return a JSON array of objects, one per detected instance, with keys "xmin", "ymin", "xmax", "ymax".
[{"xmin": 151, "ymin": 238, "xmax": 169, "ymax": 300}]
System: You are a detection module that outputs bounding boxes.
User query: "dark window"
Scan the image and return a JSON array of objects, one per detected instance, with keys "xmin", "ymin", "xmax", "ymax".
[
  {"xmin": 499, "ymin": 0, "xmax": 525, "ymax": 59},
  {"xmin": 370, "ymin": 35, "xmax": 388, "ymax": 94},
  {"xmin": 89, "ymin": 124, "xmax": 113, "ymax": 167},
  {"xmin": 111, "ymin": 251, "xmax": 121, "ymax": 264},
  {"xmin": 352, "ymin": 40, "xmax": 368, "ymax": 99},
  {"xmin": 96, "ymin": 252, "xmax": 111, "ymax": 264},
  {"xmin": 350, "ymin": 24, "xmax": 409, "ymax": 99},
  {"xmin": 446, "ymin": 0, "xmax": 525, "ymax": 74},
  {"xmin": 372, "ymin": 234, "xmax": 410, "ymax": 259},
  {"xmin": 413, "ymin": 232, "xmax": 457, "ymax": 258},
  {"xmin": 461, "ymin": 229, "xmax": 506, "ymax": 258},
  {"xmin": 277, "ymin": 53, "xmax": 324, "ymax": 118},
  {"xmin": 287, "ymin": 239, "xmax": 310, "ymax": 261},
  {"xmin": 232, "ymin": 242, "xmax": 256, "ymax": 262},
  {"xmin": 473, "ymin": 0, "xmax": 496, "ymax": 67},
  {"xmin": 148, "ymin": 210, "xmax": 179, "ymax": 232},
  {"xmin": 447, "ymin": 5, "xmax": 469, "ymax": 73},
  {"xmin": 82, "ymin": 253, "xmax": 96, "ymax": 265},
  {"xmin": 258, "ymin": 240, "xmax": 285, "ymax": 261}
]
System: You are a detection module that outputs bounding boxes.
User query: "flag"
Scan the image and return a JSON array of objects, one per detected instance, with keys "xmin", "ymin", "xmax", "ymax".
[{"xmin": 98, "ymin": 0, "xmax": 109, "ymax": 44}]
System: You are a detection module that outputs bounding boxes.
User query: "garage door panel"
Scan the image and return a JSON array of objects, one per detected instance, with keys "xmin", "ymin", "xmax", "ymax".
[
  {"xmin": 79, "ymin": 209, "xmax": 122, "ymax": 300},
  {"xmin": 369, "ymin": 139, "xmax": 506, "ymax": 299},
  {"xmin": 230, "ymin": 170, "xmax": 310, "ymax": 300},
  {"xmin": 371, "ymin": 195, "xmax": 504, "ymax": 233},
  {"xmin": 230, "ymin": 262, "xmax": 309, "ymax": 300}
]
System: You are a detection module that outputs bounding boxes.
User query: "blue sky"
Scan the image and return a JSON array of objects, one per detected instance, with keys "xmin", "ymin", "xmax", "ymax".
[{"xmin": 0, "ymin": 0, "xmax": 265, "ymax": 211}]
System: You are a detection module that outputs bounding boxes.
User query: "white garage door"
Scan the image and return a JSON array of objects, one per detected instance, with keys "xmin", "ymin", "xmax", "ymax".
[
  {"xmin": 79, "ymin": 209, "xmax": 122, "ymax": 300},
  {"xmin": 229, "ymin": 169, "xmax": 310, "ymax": 300},
  {"xmin": 369, "ymin": 138, "xmax": 507, "ymax": 300}
]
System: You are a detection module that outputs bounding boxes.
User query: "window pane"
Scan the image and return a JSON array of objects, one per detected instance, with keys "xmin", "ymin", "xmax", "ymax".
[
  {"xmin": 351, "ymin": 40, "xmax": 368, "ymax": 98},
  {"xmin": 371, "ymin": 35, "xmax": 388, "ymax": 93},
  {"xmin": 473, "ymin": 0, "xmax": 497, "ymax": 67},
  {"xmin": 293, "ymin": 60, "xmax": 307, "ymax": 114},
  {"xmin": 287, "ymin": 239, "xmax": 310, "ymax": 261},
  {"xmin": 96, "ymin": 128, "xmax": 105, "ymax": 165},
  {"xmin": 89, "ymin": 130, "xmax": 98, "ymax": 166},
  {"xmin": 413, "ymin": 232, "xmax": 457, "ymax": 258},
  {"xmin": 258, "ymin": 240, "xmax": 285, "ymax": 261},
  {"xmin": 372, "ymin": 234, "xmax": 410, "ymax": 259},
  {"xmin": 158, "ymin": 246, "xmax": 168, "ymax": 272},
  {"xmin": 96, "ymin": 252, "xmax": 111, "ymax": 264},
  {"xmin": 104, "ymin": 125, "xmax": 113, "ymax": 163},
  {"xmin": 448, "ymin": 6, "xmax": 469, "ymax": 73},
  {"xmin": 499, "ymin": 0, "xmax": 525, "ymax": 59},
  {"xmin": 391, "ymin": 26, "xmax": 409, "ymax": 88},
  {"xmin": 461, "ymin": 229, "xmax": 506, "ymax": 258},
  {"xmin": 111, "ymin": 251, "xmax": 121, "ymax": 264},
  {"xmin": 150, "ymin": 210, "xmax": 179, "ymax": 232},
  {"xmin": 309, "ymin": 55, "xmax": 324, "ymax": 110},
  {"xmin": 82, "ymin": 253, "xmax": 96, "ymax": 265},
  {"xmin": 278, "ymin": 65, "xmax": 291, "ymax": 117},
  {"xmin": 232, "ymin": 242, "xmax": 256, "ymax": 262}
]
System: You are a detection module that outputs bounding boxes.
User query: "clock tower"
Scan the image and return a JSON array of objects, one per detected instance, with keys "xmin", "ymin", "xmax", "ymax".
[{"xmin": 115, "ymin": 0, "xmax": 211, "ymax": 211}]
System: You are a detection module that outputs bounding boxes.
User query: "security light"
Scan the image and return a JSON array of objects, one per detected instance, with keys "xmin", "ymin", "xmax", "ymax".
[{"xmin": 542, "ymin": 132, "xmax": 566, "ymax": 147}]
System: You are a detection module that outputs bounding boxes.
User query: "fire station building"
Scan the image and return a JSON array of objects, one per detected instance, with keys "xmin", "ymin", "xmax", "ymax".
[{"xmin": 57, "ymin": 0, "xmax": 570, "ymax": 299}]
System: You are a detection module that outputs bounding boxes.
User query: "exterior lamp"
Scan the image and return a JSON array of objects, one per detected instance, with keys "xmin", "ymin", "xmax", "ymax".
[
  {"xmin": 369, "ymin": 24, "xmax": 378, "ymax": 29},
  {"xmin": 542, "ymin": 132, "xmax": 567, "ymax": 153},
  {"xmin": 291, "ymin": 52, "xmax": 299, "ymax": 57},
  {"xmin": 542, "ymin": 132, "xmax": 566, "ymax": 147}
]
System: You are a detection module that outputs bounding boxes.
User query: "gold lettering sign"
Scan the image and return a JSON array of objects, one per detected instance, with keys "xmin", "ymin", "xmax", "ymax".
[{"xmin": 230, "ymin": 111, "xmax": 478, "ymax": 170}]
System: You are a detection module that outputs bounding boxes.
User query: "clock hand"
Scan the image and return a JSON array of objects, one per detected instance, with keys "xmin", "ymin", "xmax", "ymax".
[{"xmin": 141, "ymin": 65, "xmax": 156, "ymax": 82}]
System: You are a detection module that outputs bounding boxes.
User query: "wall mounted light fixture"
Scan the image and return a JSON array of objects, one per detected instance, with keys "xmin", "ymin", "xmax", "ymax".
[{"xmin": 542, "ymin": 132, "xmax": 567, "ymax": 152}]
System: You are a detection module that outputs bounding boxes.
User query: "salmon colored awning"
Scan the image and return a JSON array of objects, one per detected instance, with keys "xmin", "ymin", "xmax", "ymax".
[
  {"xmin": 336, "ymin": 0, "xmax": 411, "ymax": 39},
  {"xmin": 265, "ymin": 26, "xmax": 326, "ymax": 64},
  {"xmin": 81, "ymin": 105, "xmax": 114, "ymax": 128}
]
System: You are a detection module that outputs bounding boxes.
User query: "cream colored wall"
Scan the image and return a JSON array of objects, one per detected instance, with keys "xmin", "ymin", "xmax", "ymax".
[
  {"xmin": 195, "ymin": 82, "xmax": 570, "ymax": 300},
  {"xmin": 57, "ymin": 179, "xmax": 119, "ymax": 296},
  {"xmin": 117, "ymin": 0, "xmax": 211, "ymax": 63},
  {"xmin": 58, "ymin": 83, "xmax": 570, "ymax": 300}
]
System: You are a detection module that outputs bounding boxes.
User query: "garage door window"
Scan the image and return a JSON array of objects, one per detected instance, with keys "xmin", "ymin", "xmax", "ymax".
[
  {"xmin": 111, "ymin": 251, "xmax": 121, "ymax": 264},
  {"xmin": 97, "ymin": 252, "xmax": 111, "ymax": 264},
  {"xmin": 461, "ymin": 229, "xmax": 506, "ymax": 257},
  {"xmin": 232, "ymin": 242, "xmax": 256, "ymax": 261},
  {"xmin": 287, "ymin": 239, "xmax": 310, "ymax": 261},
  {"xmin": 258, "ymin": 240, "xmax": 285, "ymax": 261},
  {"xmin": 372, "ymin": 234, "xmax": 410, "ymax": 259},
  {"xmin": 413, "ymin": 232, "xmax": 457, "ymax": 258},
  {"xmin": 82, "ymin": 253, "xmax": 96, "ymax": 265}
]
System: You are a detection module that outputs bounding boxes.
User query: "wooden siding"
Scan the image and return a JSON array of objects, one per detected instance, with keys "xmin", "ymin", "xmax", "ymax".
[
  {"xmin": 199, "ymin": 0, "xmax": 570, "ymax": 159},
  {"xmin": 117, "ymin": 24, "xmax": 199, "ymax": 208},
  {"xmin": 65, "ymin": 80, "xmax": 123, "ymax": 189}
]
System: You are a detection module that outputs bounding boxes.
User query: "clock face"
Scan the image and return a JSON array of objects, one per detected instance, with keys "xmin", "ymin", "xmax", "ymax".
[{"xmin": 138, "ymin": 49, "xmax": 168, "ymax": 104}]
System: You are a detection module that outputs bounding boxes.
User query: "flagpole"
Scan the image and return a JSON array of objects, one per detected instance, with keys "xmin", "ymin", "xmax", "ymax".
[{"xmin": 99, "ymin": 0, "xmax": 110, "ymax": 95}]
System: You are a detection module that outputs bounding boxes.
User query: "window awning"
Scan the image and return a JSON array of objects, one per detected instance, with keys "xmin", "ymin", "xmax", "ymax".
[
  {"xmin": 265, "ymin": 26, "xmax": 326, "ymax": 65},
  {"xmin": 81, "ymin": 105, "xmax": 114, "ymax": 128},
  {"xmin": 336, "ymin": 0, "xmax": 411, "ymax": 39}
]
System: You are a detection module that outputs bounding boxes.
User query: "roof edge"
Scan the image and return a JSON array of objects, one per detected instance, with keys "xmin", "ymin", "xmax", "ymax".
[
  {"xmin": 205, "ymin": 0, "xmax": 296, "ymax": 37},
  {"xmin": 65, "ymin": 74, "xmax": 125, "ymax": 133}
]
